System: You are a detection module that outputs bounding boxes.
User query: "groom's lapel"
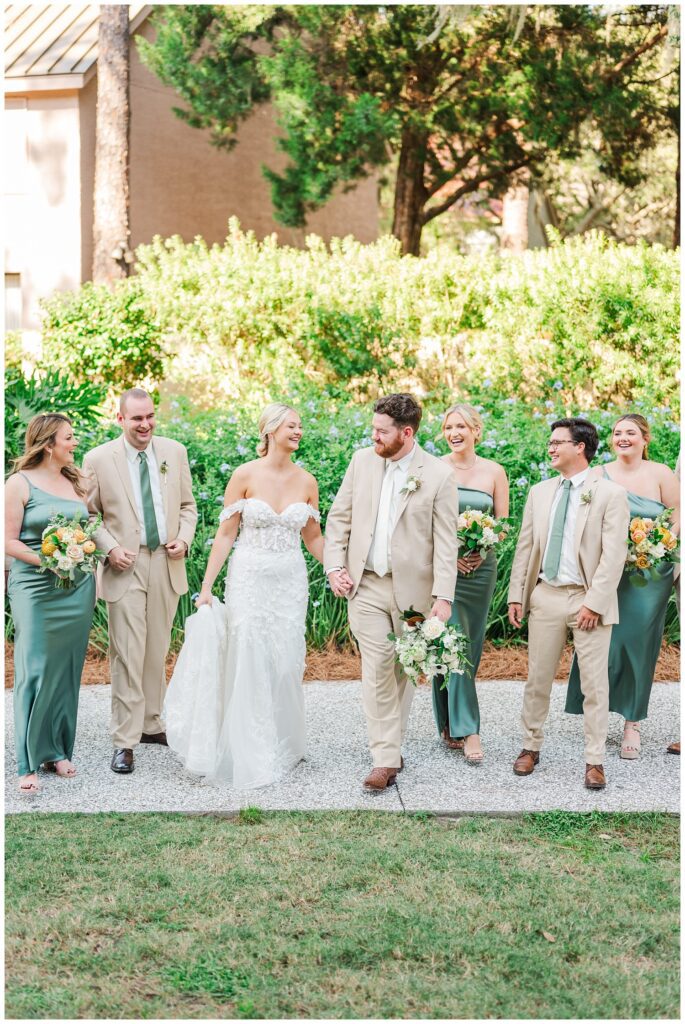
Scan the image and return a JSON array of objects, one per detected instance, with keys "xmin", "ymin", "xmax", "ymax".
[
  {"xmin": 153, "ymin": 437, "xmax": 170, "ymax": 520},
  {"xmin": 369, "ymin": 451, "xmax": 385, "ymax": 525},
  {"xmin": 394, "ymin": 445, "xmax": 425, "ymax": 527},
  {"xmin": 537, "ymin": 477, "xmax": 559, "ymax": 552},
  {"xmin": 573, "ymin": 479, "xmax": 594, "ymax": 559},
  {"xmin": 112, "ymin": 437, "xmax": 139, "ymax": 519}
]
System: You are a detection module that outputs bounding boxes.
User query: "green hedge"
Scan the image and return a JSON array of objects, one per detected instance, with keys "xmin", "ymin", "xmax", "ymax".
[{"xmin": 39, "ymin": 227, "xmax": 680, "ymax": 412}]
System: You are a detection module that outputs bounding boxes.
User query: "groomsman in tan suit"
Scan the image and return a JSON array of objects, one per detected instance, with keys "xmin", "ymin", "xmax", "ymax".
[
  {"xmin": 508, "ymin": 417, "xmax": 629, "ymax": 790},
  {"xmin": 83, "ymin": 389, "xmax": 197, "ymax": 774},
  {"xmin": 325, "ymin": 394, "xmax": 459, "ymax": 791}
]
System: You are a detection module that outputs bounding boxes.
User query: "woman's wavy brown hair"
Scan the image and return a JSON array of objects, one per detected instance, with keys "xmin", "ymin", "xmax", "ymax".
[
  {"xmin": 612, "ymin": 413, "xmax": 651, "ymax": 461},
  {"xmin": 12, "ymin": 413, "xmax": 86, "ymax": 497}
]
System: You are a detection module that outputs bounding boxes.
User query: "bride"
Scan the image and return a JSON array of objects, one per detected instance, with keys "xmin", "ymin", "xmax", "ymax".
[{"xmin": 163, "ymin": 403, "xmax": 338, "ymax": 788}]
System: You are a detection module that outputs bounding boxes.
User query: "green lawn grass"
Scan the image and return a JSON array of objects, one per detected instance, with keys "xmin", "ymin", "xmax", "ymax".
[{"xmin": 5, "ymin": 811, "xmax": 679, "ymax": 1019}]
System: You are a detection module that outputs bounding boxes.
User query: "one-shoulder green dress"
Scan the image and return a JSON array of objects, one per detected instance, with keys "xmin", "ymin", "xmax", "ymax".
[
  {"xmin": 565, "ymin": 476, "xmax": 673, "ymax": 722},
  {"xmin": 8, "ymin": 476, "xmax": 95, "ymax": 776},
  {"xmin": 432, "ymin": 488, "xmax": 497, "ymax": 739}
]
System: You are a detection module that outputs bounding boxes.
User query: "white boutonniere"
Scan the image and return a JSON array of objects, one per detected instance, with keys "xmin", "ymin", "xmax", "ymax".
[
  {"xmin": 581, "ymin": 490, "xmax": 592, "ymax": 505},
  {"xmin": 160, "ymin": 461, "xmax": 169, "ymax": 482},
  {"xmin": 400, "ymin": 475, "xmax": 422, "ymax": 496}
]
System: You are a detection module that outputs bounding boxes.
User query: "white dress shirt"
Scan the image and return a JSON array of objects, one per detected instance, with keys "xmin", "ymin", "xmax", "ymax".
[
  {"xmin": 540, "ymin": 467, "xmax": 589, "ymax": 586},
  {"xmin": 123, "ymin": 437, "xmax": 168, "ymax": 546},
  {"xmin": 367, "ymin": 444, "xmax": 416, "ymax": 576}
]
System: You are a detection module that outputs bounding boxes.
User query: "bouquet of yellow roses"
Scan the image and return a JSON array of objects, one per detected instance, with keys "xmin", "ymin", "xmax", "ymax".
[
  {"xmin": 457, "ymin": 509, "xmax": 509, "ymax": 559},
  {"xmin": 39, "ymin": 512, "xmax": 103, "ymax": 589},
  {"xmin": 626, "ymin": 508, "xmax": 679, "ymax": 587}
]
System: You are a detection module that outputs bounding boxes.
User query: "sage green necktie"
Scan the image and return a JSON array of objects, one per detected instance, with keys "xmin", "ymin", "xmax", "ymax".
[
  {"xmin": 543, "ymin": 478, "xmax": 572, "ymax": 581},
  {"xmin": 137, "ymin": 451, "xmax": 160, "ymax": 550}
]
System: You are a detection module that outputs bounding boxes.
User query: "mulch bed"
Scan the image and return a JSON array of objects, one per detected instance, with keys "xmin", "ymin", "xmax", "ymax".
[{"xmin": 4, "ymin": 640, "xmax": 680, "ymax": 687}]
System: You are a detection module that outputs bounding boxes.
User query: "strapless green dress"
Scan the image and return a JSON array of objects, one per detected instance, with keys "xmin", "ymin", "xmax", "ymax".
[
  {"xmin": 432, "ymin": 488, "xmax": 497, "ymax": 738},
  {"xmin": 565, "ymin": 481, "xmax": 673, "ymax": 722},
  {"xmin": 8, "ymin": 476, "xmax": 95, "ymax": 776}
]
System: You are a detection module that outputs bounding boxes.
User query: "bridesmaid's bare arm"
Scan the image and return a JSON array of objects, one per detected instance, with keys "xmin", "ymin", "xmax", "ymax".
[{"xmin": 5, "ymin": 475, "xmax": 40, "ymax": 567}]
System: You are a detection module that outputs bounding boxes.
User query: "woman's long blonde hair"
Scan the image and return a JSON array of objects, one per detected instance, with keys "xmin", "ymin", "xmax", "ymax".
[
  {"xmin": 613, "ymin": 413, "xmax": 650, "ymax": 460},
  {"xmin": 256, "ymin": 403, "xmax": 299, "ymax": 457},
  {"xmin": 12, "ymin": 413, "xmax": 86, "ymax": 496}
]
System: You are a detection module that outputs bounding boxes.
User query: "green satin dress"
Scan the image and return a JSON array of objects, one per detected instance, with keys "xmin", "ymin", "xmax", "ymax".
[
  {"xmin": 432, "ymin": 488, "xmax": 497, "ymax": 739},
  {"xmin": 8, "ymin": 476, "xmax": 95, "ymax": 776},
  {"xmin": 565, "ymin": 479, "xmax": 673, "ymax": 722}
]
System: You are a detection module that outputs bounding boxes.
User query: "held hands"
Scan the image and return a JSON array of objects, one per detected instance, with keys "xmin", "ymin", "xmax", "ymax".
[
  {"xmin": 108, "ymin": 546, "xmax": 136, "ymax": 571},
  {"xmin": 457, "ymin": 552, "xmax": 483, "ymax": 575},
  {"xmin": 429, "ymin": 598, "xmax": 452, "ymax": 623},
  {"xmin": 328, "ymin": 568, "xmax": 354, "ymax": 597}
]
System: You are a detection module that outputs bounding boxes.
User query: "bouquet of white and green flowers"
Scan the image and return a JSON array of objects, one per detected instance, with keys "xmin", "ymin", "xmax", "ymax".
[
  {"xmin": 388, "ymin": 609, "xmax": 470, "ymax": 688},
  {"xmin": 457, "ymin": 508, "xmax": 509, "ymax": 559},
  {"xmin": 39, "ymin": 512, "xmax": 103, "ymax": 589}
]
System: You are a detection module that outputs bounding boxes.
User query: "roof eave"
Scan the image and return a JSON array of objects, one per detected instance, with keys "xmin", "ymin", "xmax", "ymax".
[{"xmin": 4, "ymin": 64, "xmax": 96, "ymax": 95}]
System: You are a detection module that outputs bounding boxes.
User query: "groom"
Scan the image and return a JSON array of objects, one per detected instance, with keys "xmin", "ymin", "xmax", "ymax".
[
  {"xmin": 83, "ymin": 389, "xmax": 197, "ymax": 774},
  {"xmin": 325, "ymin": 394, "xmax": 459, "ymax": 791}
]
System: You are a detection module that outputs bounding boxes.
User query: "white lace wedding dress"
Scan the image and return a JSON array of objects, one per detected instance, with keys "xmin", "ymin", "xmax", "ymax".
[{"xmin": 163, "ymin": 498, "xmax": 319, "ymax": 789}]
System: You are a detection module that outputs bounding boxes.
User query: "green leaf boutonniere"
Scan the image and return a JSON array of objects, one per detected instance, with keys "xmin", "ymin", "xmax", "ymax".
[
  {"xmin": 400, "ymin": 475, "xmax": 422, "ymax": 497},
  {"xmin": 160, "ymin": 461, "xmax": 169, "ymax": 481}
]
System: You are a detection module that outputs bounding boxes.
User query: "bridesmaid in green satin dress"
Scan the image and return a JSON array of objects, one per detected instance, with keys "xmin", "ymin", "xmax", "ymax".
[
  {"xmin": 5, "ymin": 414, "xmax": 95, "ymax": 794},
  {"xmin": 565, "ymin": 414, "xmax": 680, "ymax": 758},
  {"xmin": 432, "ymin": 404, "xmax": 509, "ymax": 764}
]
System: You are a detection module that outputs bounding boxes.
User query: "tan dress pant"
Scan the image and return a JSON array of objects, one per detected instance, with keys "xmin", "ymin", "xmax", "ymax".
[
  {"xmin": 347, "ymin": 571, "xmax": 413, "ymax": 768},
  {"xmin": 107, "ymin": 548, "xmax": 179, "ymax": 748},
  {"xmin": 523, "ymin": 581, "xmax": 611, "ymax": 764}
]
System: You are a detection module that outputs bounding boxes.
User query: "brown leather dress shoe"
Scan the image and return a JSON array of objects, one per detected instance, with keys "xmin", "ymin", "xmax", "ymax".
[
  {"xmin": 363, "ymin": 767, "xmax": 398, "ymax": 791},
  {"xmin": 111, "ymin": 748, "xmax": 134, "ymax": 774},
  {"xmin": 140, "ymin": 732, "xmax": 168, "ymax": 746},
  {"xmin": 666, "ymin": 741, "xmax": 680, "ymax": 755},
  {"xmin": 585, "ymin": 763, "xmax": 606, "ymax": 789},
  {"xmin": 513, "ymin": 749, "xmax": 539, "ymax": 776}
]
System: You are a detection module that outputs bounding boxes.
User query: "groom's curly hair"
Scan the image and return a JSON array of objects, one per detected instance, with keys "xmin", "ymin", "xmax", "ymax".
[{"xmin": 374, "ymin": 394, "xmax": 422, "ymax": 434}]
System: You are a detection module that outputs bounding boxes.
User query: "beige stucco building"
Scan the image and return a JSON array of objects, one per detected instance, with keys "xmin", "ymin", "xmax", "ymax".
[{"xmin": 4, "ymin": 4, "xmax": 379, "ymax": 339}]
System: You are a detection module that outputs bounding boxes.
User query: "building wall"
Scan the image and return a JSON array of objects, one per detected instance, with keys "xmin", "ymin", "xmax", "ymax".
[
  {"xmin": 4, "ymin": 92, "xmax": 84, "ymax": 335},
  {"xmin": 127, "ymin": 20, "xmax": 378, "ymax": 249}
]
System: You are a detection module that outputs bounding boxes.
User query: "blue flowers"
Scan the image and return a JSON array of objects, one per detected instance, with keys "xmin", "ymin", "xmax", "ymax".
[
  {"xmin": 545, "ymin": 400, "xmax": 555, "ymax": 410},
  {"xmin": 553, "ymin": 380, "xmax": 563, "ymax": 390},
  {"xmin": 424, "ymin": 440, "xmax": 438, "ymax": 454},
  {"xmin": 483, "ymin": 439, "xmax": 497, "ymax": 449},
  {"xmin": 219, "ymin": 463, "xmax": 230, "ymax": 474},
  {"xmin": 204, "ymin": 537, "xmax": 214, "ymax": 547},
  {"xmin": 516, "ymin": 477, "xmax": 528, "ymax": 487},
  {"xmin": 236, "ymin": 444, "xmax": 249, "ymax": 456},
  {"xmin": 199, "ymin": 491, "xmax": 209, "ymax": 501}
]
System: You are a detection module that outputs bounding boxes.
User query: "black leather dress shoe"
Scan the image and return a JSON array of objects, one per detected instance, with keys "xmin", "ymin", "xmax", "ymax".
[
  {"xmin": 111, "ymin": 748, "xmax": 134, "ymax": 773},
  {"xmin": 140, "ymin": 731, "xmax": 168, "ymax": 746}
]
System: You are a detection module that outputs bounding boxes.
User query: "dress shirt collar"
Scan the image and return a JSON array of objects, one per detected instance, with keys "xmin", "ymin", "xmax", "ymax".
[
  {"xmin": 557, "ymin": 466, "xmax": 589, "ymax": 490},
  {"xmin": 385, "ymin": 442, "xmax": 416, "ymax": 474},
  {"xmin": 123, "ymin": 436, "xmax": 154, "ymax": 463}
]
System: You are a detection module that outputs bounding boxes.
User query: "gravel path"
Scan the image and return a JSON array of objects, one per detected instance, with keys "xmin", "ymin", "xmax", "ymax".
[{"xmin": 5, "ymin": 681, "xmax": 680, "ymax": 814}]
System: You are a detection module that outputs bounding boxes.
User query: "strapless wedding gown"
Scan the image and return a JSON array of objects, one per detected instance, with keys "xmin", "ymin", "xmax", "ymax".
[{"xmin": 163, "ymin": 498, "xmax": 319, "ymax": 788}]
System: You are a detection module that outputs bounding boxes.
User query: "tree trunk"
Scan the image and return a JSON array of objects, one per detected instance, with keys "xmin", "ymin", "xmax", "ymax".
[
  {"xmin": 674, "ymin": 139, "xmax": 680, "ymax": 249},
  {"xmin": 392, "ymin": 127, "xmax": 428, "ymax": 256},
  {"xmin": 93, "ymin": 5, "xmax": 131, "ymax": 284},
  {"xmin": 500, "ymin": 178, "xmax": 530, "ymax": 252}
]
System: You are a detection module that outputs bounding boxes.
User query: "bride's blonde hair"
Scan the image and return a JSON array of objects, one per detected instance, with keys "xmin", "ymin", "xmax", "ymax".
[{"xmin": 256, "ymin": 403, "xmax": 299, "ymax": 457}]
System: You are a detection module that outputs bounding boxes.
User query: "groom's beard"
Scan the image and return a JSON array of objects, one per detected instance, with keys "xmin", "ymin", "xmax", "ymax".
[{"xmin": 374, "ymin": 436, "xmax": 405, "ymax": 459}]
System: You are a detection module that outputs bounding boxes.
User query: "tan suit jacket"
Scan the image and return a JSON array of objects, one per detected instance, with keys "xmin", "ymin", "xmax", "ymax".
[
  {"xmin": 83, "ymin": 435, "xmax": 197, "ymax": 603},
  {"xmin": 508, "ymin": 475, "xmax": 629, "ymax": 625},
  {"xmin": 324, "ymin": 444, "xmax": 459, "ymax": 615}
]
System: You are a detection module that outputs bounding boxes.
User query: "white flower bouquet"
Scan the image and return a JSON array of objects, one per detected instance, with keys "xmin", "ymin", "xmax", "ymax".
[
  {"xmin": 388, "ymin": 608, "xmax": 470, "ymax": 687},
  {"xmin": 457, "ymin": 509, "xmax": 509, "ymax": 558},
  {"xmin": 39, "ymin": 512, "xmax": 104, "ymax": 589},
  {"xmin": 626, "ymin": 508, "xmax": 679, "ymax": 587}
]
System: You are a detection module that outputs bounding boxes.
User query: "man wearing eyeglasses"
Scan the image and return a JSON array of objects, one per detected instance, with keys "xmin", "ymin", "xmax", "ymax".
[{"xmin": 508, "ymin": 418, "xmax": 629, "ymax": 790}]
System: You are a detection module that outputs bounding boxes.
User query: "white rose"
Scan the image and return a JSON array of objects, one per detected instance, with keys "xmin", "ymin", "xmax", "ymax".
[
  {"xmin": 421, "ymin": 617, "xmax": 445, "ymax": 641},
  {"xmin": 653, "ymin": 543, "xmax": 666, "ymax": 558},
  {"xmin": 57, "ymin": 556, "xmax": 73, "ymax": 571},
  {"xmin": 66, "ymin": 544, "xmax": 84, "ymax": 562},
  {"xmin": 481, "ymin": 527, "xmax": 497, "ymax": 547}
]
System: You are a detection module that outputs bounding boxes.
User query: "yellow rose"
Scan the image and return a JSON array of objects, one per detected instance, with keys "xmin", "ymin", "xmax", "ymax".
[
  {"xmin": 665, "ymin": 535, "xmax": 678, "ymax": 551},
  {"xmin": 630, "ymin": 517, "xmax": 645, "ymax": 531},
  {"xmin": 41, "ymin": 539, "xmax": 57, "ymax": 556},
  {"xmin": 73, "ymin": 529, "xmax": 87, "ymax": 543},
  {"xmin": 83, "ymin": 541, "xmax": 96, "ymax": 554},
  {"xmin": 56, "ymin": 528, "xmax": 67, "ymax": 541},
  {"xmin": 631, "ymin": 529, "xmax": 646, "ymax": 544},
  {"xmin": 635, "ymin": 554, "xmax": 650, "ymax": 570}
]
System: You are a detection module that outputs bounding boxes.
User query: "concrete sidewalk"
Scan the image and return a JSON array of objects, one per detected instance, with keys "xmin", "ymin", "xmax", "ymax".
[{"xmin": 5, "ymin": 680, "xmax": 679, "ymax": 814}]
